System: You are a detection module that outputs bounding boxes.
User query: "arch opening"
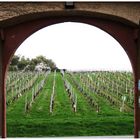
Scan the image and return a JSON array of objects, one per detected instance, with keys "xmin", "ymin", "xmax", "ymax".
[{"xmin": 6, "ymin": 22, "xmax": 134, "ymax": 137}]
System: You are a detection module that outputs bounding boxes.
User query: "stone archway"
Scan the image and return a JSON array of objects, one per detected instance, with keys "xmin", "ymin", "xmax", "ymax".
[{"xmin": 0, "ymin": 2, "xmax": 140, "ymax": 138}]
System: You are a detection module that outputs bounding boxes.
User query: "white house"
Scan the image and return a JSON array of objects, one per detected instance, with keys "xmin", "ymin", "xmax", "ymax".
[{"xmin": 35, "ymin": 63, "xmax": 51, "ymax": 72}]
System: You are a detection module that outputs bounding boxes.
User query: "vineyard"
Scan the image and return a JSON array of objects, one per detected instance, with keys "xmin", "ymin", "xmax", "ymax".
[{"xmin": 6, "ymin": 70, "xmax": 134, "ymax": 137}]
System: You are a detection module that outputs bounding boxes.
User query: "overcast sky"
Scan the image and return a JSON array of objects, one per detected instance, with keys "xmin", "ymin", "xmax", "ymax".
[{"xmin": 15, "ymin": 22, "xmax": 132, "ymax": 72}]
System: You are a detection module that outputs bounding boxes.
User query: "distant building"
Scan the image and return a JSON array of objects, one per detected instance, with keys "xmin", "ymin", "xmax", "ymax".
[{"xmin": 35, "ymin": 63, "xmax": 51, "ymax": 72}]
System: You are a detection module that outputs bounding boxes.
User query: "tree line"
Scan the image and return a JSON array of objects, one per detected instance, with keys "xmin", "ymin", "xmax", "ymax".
[{"xmin": 9, "ymin": 55, "xmax": 57, "ymax": 71}]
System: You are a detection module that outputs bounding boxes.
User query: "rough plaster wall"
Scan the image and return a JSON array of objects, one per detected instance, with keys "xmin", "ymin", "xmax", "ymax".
[{"xmin": 0, "ymin": 2, "xmax": 139, "ymax": 25}]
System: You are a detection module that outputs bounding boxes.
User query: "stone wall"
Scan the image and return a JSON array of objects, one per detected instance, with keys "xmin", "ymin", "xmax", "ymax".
[{"xmin": 0, "ymin": 2, "xmax": 139, "ymax": 25}]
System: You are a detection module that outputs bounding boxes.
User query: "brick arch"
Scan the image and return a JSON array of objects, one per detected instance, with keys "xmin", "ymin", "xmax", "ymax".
[
  {"xmin": 1, "ymin": 12, "xmax": 139, "ymax": 138},
  {"xmin": 3, "ymin": 15, "xmax": 138, "ymax": 74}
]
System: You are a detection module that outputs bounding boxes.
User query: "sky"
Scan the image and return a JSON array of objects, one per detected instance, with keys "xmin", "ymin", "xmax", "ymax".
[{"xmin": 15, "ymin": 22, "xmax": 132, "ymax": 72}]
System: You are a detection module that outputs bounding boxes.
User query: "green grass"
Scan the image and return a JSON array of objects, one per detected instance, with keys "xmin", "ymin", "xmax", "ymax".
[{"xmin": 6, "ymin": 72, "xmax": 134, "ymax": 137}]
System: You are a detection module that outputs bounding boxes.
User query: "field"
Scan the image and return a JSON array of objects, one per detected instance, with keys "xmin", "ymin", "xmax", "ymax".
[{"xmin": 6, "ymin": 70, "xmax": 134, "ymax": 137}]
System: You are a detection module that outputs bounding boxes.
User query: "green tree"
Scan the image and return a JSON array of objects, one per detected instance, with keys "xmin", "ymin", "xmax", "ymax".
[
  {"xmin": 31, "ymin": 55, "xmax": 57, "ymax": 71},
  {"xmin": 47, "ymin": 59, "xmax": 57, "ymax": 71},
  {"xmin": 10, "ymin": 55, "xmax": 20, "ymax": 66},
  {"xmin": 17, "ymin": 56, "xmax": 30, "ymax": 70},
  {"xmin": 9, "ymin": 55, "xmax": 57, "ymax": 71}
]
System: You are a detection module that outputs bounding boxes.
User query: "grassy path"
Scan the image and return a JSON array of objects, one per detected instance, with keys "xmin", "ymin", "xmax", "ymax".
[
  {"xmin": 53, "ymin": 72, "xmax": 73, "ymax": 116},
  {"xmin": 29, "ymin": 73, "xmax": 53, "ymax": 118},
  {"xmin": 66, "ymin": 73, "xmax": 96, "ymax": 116}
]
